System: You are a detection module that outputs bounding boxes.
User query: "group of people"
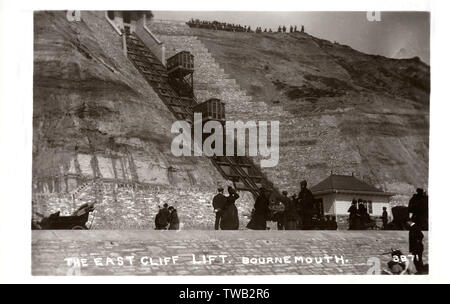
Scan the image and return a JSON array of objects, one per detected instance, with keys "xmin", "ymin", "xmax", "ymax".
[
  {"xmin": 154, "ymin": 203, "xmax": 180, "ymax": 230},
  {"xmin": 213, "ymin": 180, "xmax": 329, "ymax": 231},
  {"xmin": 153, "ymin": 183, "xmax": 427, "ymax": 274},
  {"xmin": 186, "ymin": 18, "xmax": 306, "ymax": 35},
  {"xmin": 384, "ymin": 188, "xmax": 428, "ymax": 274},
  {"xmin": 247, "ymin": 180, "xmax": 328, "ymax": 231},
  {"xmin": 275, "ymin": 25, "xmax": 305, "ymax": 33},
  {"xmin": 253, "ymin": 25, "xmax": 306, "ymax": 33},
  {"xmin": 347, "ymin": 199, "xmax": 374, "ymax": 230},
  {"xmin": 212, "ymin": 186, "xmax": 241, "ymax": 230},
  {"xmin": 187, "ymin": 19, "xmax": 253, "ymax": 32}
]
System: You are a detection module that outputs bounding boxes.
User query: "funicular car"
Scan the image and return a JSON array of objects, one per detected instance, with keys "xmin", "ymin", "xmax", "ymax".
[
  {"xmin": 192, "ymin": 98, "xmax": 226, "ymax": 122},
  {"xmin": 167, "ymin": 51, "xmax": 195, "ymax": 97}
]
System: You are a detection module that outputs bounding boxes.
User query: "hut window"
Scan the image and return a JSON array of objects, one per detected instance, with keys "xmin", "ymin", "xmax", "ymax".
[{"xmin": 363, "ymin": 201, "xmax": 373, "ymax": 214}]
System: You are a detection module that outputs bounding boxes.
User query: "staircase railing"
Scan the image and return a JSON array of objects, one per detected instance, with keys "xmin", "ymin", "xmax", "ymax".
[
  {"xmin": 125, "ymin": 33, "xmax": 277, "ymax": 200},
  {"xmin": 105, "ymin": 11, "xmax": 122, "ymax": 35},
  {"xmin": 136, "ymin": 14, "xmax": 166, "ymax": 64},
  {"xmin": 105, "ymin": 12, "xmax": 127, "ymax": 57},
  {"xmin": 223, "ymin": 156, "xmax": 260, "ymax": 198}
]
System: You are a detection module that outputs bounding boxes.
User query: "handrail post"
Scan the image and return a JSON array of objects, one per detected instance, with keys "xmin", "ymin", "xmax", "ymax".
[
  {"xmin": 122, "ymin": 31, "xmax": 127, "ymax": 57},
  {"xmin": 161, "ymin": 45, "xmax": 166, "ymax": 66}
]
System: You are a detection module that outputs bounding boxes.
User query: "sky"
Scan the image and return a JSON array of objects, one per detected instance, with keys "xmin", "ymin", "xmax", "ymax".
[{"xmin": 152, "ymin": 11, "xmax": 430, "ymax": 64}]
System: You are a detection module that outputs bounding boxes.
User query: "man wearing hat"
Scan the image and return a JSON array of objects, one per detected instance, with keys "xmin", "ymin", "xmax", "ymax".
[
  {"xmin": 212, "ymin": 187, "xmax": 227, "ymax": 230},
  {"xmin": 408, "ymin": 188, "xmax": 428, "ymax": 230}
]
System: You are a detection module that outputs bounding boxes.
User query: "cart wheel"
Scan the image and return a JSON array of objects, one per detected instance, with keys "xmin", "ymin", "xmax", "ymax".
[{"xmin": 72, "ymin": 226, "xmax": 85, "ymax": 230}]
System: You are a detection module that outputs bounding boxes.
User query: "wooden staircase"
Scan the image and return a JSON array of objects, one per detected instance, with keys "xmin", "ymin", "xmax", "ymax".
[{"xmin": 125, "ymin": 34, "xmax": 277, "ymax": 198}]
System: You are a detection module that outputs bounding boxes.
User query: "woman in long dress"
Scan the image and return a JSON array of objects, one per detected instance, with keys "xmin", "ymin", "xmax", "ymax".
[
  {"xmin": 247, "ymin": 187, "xmax": 270, "ymax": 230},
  {"xmin": 220, "ymin": 186, "xmax": 240, "ymax": 230}
]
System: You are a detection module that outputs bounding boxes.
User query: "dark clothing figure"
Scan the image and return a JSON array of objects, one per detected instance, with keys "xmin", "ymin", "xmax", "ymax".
[
  {"xmin": 155, "ymin": 206, "xmax": 170, "ymax": 230},
  {"xmin": 358, "ymin": 203, "xmax": 369, "ymax": 229},
  {"xmin": 348, "ymin": 202, "xmax": 358, "ymax": 230},
  {"xmin": 327, "ymin": 216, "xmax": 338, "ymax": 230},
  {"xmin": 298, "ymin": 185, "xmax": 315, "ymax": 230},
  {"xmin": 168, "ymin": 208, "xmax": 180, "ymax": 230},
  {"xmin": 248, "ymin": 191, "xmax": 270, "ymax": 230},
  {"xmin": 317, "ymin": 217, "xmax": 327, "ymax": 230},
  {"xmin": 382, "ymin": 209, "xmax": 389, "ymax": 230},
  {"xmin": 212, "ymin": 192, "xmax": 227, "ymax": 230},
  {"xmin": 269, "ymin": 201, "xmax": 285, "ymax": 230},
  {"xmin": 220, "ymin": 188, "xmax": 240, "ymax": 230},
  {"xmin": 391, "ymin": 206, "xmax": 410, "ymax": 230},
  {"xmin": 408, "ymin": 189, "xmax": 428, "ymax": 230},
  {"xmin": 281, "ymin": 193, "xmax": 299, "ymax": 230},
  {"xmin": 409, "ymin": 223, "xmax": 425, "ymax": 274}
]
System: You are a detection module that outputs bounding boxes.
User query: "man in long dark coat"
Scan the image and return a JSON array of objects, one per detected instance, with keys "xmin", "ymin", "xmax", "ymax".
[
  {"xmin": 220, "ymin": 186, "xmax": 240, "ymax": 230},
  {"xmin": 408, "ymin": 188, "xmax": 428, "ymax": 230},
  {"xmin": 348, "ymin": 199, "xmax": 358, "ymax": 230},
  {"xmin": 248, "ymin": 187, "xmax": 270, "ymax": 230},
  {"xmin": 382, "ymin": 207, "xmax": 389, "ymax": 230},
  {"xmin": 357, "ymin": 201, "xmax": 369, "ymax": 229},
  {"xmin": 298, "ymin": 180, "xmax": 315, "ymax": 230},
  {"xmin": 212, "ymin": 187, "xmax": 227, "ymax": 230}
]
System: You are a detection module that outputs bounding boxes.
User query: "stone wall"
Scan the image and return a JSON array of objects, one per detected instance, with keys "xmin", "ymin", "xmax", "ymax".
[
  {"xmin": 33, "ymin": 180, "xmax": 254, "ymax": 230},
  {"xmin": 32, "ymin": 230, "xmax": 429, "ymax": 276},
  {"xmin": 33, "ymin": 12, "xmax": 231, "ymax": 226}
]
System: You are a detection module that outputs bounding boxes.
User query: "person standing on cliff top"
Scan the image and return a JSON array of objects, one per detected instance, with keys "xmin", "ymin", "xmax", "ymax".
[
  {"xmin": 298, "ymin": 180, "xmax": 315, "ymax": 230},
  {"xmin": 212, "ymin": 187, "xmax": 227, "ymax": 230}
]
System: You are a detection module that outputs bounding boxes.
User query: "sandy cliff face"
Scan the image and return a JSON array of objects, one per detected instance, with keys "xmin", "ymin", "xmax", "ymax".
[
  {"xmin": 148, "ymin": 21, "xmax": 429, "ymax": 204},
  {"xmin": 193, "ymin": 29, "xmax": 429, "ymax": 203},
  {"xmin": 33, "ymin": 12, "xmax": 224, "ymax": 194}
]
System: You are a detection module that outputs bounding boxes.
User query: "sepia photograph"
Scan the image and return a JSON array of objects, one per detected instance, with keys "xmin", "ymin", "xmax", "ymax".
[
  {"xmin": 29, "ymin": 9, "xmax": 431, "ymax": 277},
  {"xmin": 5, "ymin": 0, "xmax": 450, "ymax": 286}
]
